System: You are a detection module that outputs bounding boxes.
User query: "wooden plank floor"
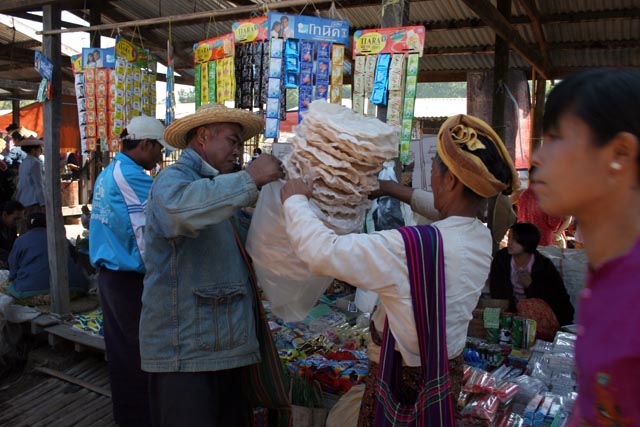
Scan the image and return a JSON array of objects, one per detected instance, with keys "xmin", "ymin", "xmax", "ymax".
[{"xmin": 0, "ymin": 356, "xmax": 116, "ymax": 427}]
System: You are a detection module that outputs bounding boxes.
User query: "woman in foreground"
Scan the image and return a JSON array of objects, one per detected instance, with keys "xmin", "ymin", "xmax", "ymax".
[{"xmin": 531, "ymin": 68, "xmax": 640, "ymax": 426}]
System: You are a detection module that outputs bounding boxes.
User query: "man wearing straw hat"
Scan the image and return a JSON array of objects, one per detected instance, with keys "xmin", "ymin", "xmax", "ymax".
[{"xmin": 139, "ymin": 103, "xmax": 287, "ymax": 426}]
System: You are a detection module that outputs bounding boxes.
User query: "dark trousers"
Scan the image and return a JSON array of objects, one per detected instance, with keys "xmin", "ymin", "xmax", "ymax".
[
  {"xmin": 149, "ymin": 370, "xmax": 250, "ymax": 427},
  {"xmin": 98, "ymin": 268, "xmax": 152, "ymax": 427}
]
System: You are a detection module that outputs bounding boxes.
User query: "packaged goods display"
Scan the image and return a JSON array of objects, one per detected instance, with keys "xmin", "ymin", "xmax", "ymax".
[{"xmin": 71, "ymin": 41, "xmax": 156, "ymax": 153}]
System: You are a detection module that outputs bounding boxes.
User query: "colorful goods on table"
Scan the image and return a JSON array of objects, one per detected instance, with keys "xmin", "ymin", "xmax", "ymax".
[
  {"xmin": 262, "ymin": 297, "xmax": 369, "ymax": 398},
  {"xmin": 352, "ymin": 26, "xmax": 425, "ymax": 163},
  {"xmin": 459, "ymin": 330, "xmax": 577, "ymax": 426},
  {"xmin": 70, "ymin": 38, "xmax": 157, "ymax": 153},
  {"xmin": 283, "ymin": 100, "xmax": 399, "ymax": 234},
  {"xmin": 71, "ymin": 309, "xmax": 104, "ymax": 336}
]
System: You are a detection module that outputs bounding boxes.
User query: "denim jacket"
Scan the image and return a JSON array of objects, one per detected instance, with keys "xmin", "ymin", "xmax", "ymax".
[{"xmin": 140, "ymin": 148, "xmax": 261, "ymax": 372}]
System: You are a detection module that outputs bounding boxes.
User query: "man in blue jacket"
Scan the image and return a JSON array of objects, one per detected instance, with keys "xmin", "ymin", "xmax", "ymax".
[
  {"xmin": 90, "ymin": 115, "xmax": 172, "ymax": 427},
  {"xmin": 140, "ymin": 104, "xmax": 285, "ymax": 426}
]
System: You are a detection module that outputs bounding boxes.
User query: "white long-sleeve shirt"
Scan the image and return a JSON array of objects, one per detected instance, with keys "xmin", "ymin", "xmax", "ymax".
[{"xmin": 283, "ymin": 195, "xmax": 492, "ymax": 366}]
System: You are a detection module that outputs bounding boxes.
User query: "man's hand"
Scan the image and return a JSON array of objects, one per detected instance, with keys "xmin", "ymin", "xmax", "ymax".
[
  {"xmin": 281, "ymin": 178, "xmax": 313, "ymax": 203},
  {"xmin": 245, "ymin": 154, "xmax": 285, "ymax": 187}
]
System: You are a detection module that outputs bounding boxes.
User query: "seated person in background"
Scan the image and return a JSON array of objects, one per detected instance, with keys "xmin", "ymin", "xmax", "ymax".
[
  {"xmin": 7, "ymin": 213, "xmax": 88, "ymax": 299},
  {"xmin": 0, "ymin": 201, "xmax": 24, "ymax": 268},
  {"xmin": 489, "ymin": 222, "xmax": 574, "ymax": 338}
]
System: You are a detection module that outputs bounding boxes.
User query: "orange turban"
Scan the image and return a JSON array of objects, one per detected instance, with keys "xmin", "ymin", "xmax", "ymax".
[{"xmin": 436, "ymin": 114, "xmax": 520, "ymax": 198}]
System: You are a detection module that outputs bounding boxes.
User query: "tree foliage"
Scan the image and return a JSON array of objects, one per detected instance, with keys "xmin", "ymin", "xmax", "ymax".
[
  {"xmin": 177, "ymin": 87, "xmax": 196, "ymax": 103},
  {"xmin": 416, "ymin": 82, "xmax": 467, "ymax": 98}
]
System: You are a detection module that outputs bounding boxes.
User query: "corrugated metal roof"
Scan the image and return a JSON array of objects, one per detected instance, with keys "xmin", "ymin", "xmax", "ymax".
[{"xmin": 0, "ymin": 0, "xmax": 639, "ymax": 90}]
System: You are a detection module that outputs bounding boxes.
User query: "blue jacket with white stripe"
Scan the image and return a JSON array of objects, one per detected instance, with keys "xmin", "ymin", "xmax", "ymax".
[{"xmin": 89, "ymin": 152, "xmax": 152, "ymax": 274}]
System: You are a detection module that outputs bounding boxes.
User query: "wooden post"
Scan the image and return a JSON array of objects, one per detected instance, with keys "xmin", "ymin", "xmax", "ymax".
[
  {"xmin": 11, "ymin": 99, "xmax": 20, "ymax": 128},
  {"xmin": 378, "ymin": 0, "xmax": 410, "ymax": 180},
  {"xmin": 43, "ymin": 3, "xmax": 70, "ymax": 316},
  {"xmin": 530, "ymin": 75, "xmax": 546, "ymax": 157},
  {"xmin": 376, "ymin": 0, "xmax": 410, "ymax": 123},
  {"xmin": 492, "ymin": 0, "xmax": 511, "ymax": 142}
]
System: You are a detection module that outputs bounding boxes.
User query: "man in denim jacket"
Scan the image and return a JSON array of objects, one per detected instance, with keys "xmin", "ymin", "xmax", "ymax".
[{"xmin": 139, "ymin": 104, "xmax": 284, "ymax": 426}]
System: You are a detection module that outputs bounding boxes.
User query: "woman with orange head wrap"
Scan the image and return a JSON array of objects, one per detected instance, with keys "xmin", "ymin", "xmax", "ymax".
[{"xmin": 281, "ymin": 114, "xmax": 518, "ymax": 425}]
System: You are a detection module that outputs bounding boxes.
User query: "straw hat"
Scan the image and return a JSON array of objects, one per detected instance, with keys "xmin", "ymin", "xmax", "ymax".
[
  {"xmin": 164, "ymin": 103, "xmax": 264, "ymax": 149},
  {"xmin": 15, "ymin": 137, "xmax": 44, "ymax": 147}
]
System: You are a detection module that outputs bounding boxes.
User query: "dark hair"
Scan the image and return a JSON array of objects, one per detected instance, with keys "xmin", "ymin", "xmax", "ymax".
[
  {"xmin": 436, "ymin": 133, "xmax": 513, "ymax": 202},
  {"xmin": 21, "ymin": 145, "xmax": 41, "ymax": 155},
  {"xmin": 510, "ymin": 222, "xmax": 541, "ymax": 253},
  {"xmin": 27, "ymin": 212, "xmax": 46, "ymax": 230},
  {"xmin": 1, "ymin": 200, "xmax": 24, "ymax": 215},
  {"xmin": 543, "ymin": 69, "xmax": 640, "ymax": 154},
  {"xmin": 253, "ymin": 147, "xmax": 262, "ymax": 156},
  {"xmin": 5, "ymin": 123, "xmax": 18, "ymax": 133}
]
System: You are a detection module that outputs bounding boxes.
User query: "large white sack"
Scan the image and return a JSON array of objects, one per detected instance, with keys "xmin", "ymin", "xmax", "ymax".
[{"xmin": 246, "ymin": 181, "xmax": 334, "ymax": 322}]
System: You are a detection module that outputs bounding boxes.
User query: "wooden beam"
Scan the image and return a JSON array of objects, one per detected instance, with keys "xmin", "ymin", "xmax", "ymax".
[
  {"xmin": 43, "ymin": 3, "xmax": 71, "ymax": 316},
  {"xmin": 35, "ymin": 367, "xmax": 111, "ymax": 397},
  {"xmin": 38, "ymin": 0, "xmax": 340, "ymax": 35},
  {"xmin": 11, "ymin": 11, "xmax": 85, "ymax": 29},
  {"xmin": 460, "ymin": 0, "xmax": 550, "ymax": 79},
  {"xmin": 0, "ymin": 46, "xmax": 43, "ymax": 63},
  {"xmin": 0, "ymin": 40, "xmax": 42, "ymax": 52},
  {"xmin": 417, "ymin": 70, "xmax": 469, "ymax": 83},
  {"xmin": 0, "ymin": 78, "xmax": 76, "ymax": 95},
  {"xmin": 0, "ymin": 78, "xmax": 42, "ymax": 91},
  {"xmin": 516, "ymin": 0, "xmax": 551, "ymax": 70},
  {"xmin": 0, "ymin": 0, "xmax": 87, "ymax": 14}
]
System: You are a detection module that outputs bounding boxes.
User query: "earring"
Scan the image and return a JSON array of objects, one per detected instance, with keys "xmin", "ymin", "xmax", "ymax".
[{"xmin": 610, "ymin": 161, "xmax": 622, "ymax": 170}]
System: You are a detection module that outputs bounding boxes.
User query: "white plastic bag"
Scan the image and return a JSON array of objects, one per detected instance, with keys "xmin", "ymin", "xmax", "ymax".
[{"xmin": 246, "ymin": 181, "xmax": 334, "ymax": 322}]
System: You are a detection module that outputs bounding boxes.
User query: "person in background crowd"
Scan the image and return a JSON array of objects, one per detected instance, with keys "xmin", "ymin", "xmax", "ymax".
[
  {"xmin": 15, "ymin": 138, "xmax": 45, "ymax": 232},
  {"xmin": 3, "ymin": 123, "xmax": 18, "ymax": 157},
  {"xmin": 0, "ymin": 201, "xmax": 24, "ymax": 269},
  {"xmin": 246, "ymin": 147, "xmax": 262, "ymax": 168},
  {"xmin": 531, "ymin": 68, "xmax": 640, "ymax": 426},
  {"xmin": 488, "ymin": 222, "xmax": 574, "ymax": 340},
  {"xmin": 90, "ymin": 116, "xmax": 172, "ymax": 427},
  {"xmin": 140, "ymin": 103, "xmax": 286, "ymax": 427},
  {"xmin": 516, "ymin": 166, "xmax": 571, "ymax": 247},
  {"xmin": 0, "ymin": 157, "xmax": 17, "ymax": 205},
  {"xmin": 7, "ymin": 212, "xmax": 87, "ymax": 299},
  {"xmin": 281, "ymin": 114, "xmax": 520, "ymax": 426}
]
